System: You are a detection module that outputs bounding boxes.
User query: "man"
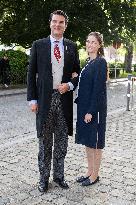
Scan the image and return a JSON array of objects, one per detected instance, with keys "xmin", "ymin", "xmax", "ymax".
[
  {"xmin": 27, "ymin": 10, "xmax": 80, "ymax": 193},
  {"xmin": 0, "ymin": 55, "xmax": 10, "ymax": 88}
]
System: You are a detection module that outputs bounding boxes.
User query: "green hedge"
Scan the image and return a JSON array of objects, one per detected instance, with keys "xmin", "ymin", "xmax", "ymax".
[{"xmin": 0, "ymin": 49, "xmax": 29, "ymax": 84}]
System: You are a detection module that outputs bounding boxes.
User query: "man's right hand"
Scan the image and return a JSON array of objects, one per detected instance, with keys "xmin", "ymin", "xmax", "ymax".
[{"xmin": 30, "ymin": 104, "xmax": 38, "ymax": 113}]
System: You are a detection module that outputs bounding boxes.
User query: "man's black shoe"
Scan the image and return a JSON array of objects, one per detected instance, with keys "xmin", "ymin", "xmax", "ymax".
[
  {"xmin": 53, "ymin": 178, "xmax": 69, "ymax": 189},
  {"xmin": 38, "ymin": 181, "xmax": 49, "ymax": 193}
]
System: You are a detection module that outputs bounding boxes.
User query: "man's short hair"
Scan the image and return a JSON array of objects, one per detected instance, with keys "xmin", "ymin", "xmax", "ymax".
[{"xmin": 49, "ymin": 10, "xmax": 68, "ymax": 25}]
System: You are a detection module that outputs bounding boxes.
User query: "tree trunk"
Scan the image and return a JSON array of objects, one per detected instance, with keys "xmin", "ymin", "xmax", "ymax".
[{"xmin": 124, "ymin": 43, "xmax": 133, "ymax": 73}]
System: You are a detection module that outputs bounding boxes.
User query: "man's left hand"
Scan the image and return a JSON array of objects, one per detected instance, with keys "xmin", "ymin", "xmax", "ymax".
[{"xmin": 57, "ymin": 83, "xmax": 70, "ymax": 94}]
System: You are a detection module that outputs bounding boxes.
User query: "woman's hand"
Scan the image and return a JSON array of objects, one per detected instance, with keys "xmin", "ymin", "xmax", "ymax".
[
  {"xmin": 72, "ymin": 72, "xmax": 78, "ymax": 78},
  {"xmin": 84, "ymin": 113, "xmax": 92, "ymax": 123}
]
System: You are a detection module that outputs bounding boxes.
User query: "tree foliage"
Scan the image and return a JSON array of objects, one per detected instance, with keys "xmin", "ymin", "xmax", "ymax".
[{"xmin": 0, "ymin": 0, "xmax": 136, "ymax": 48}]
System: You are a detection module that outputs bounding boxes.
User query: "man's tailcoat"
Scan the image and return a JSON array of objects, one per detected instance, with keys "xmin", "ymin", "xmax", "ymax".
[{"xmin": 27, "ymin": 36, "xmax": 80, "ymax": 137}]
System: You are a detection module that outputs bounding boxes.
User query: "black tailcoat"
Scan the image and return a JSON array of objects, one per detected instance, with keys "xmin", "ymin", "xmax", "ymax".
[{"xmin": 27, "ymin": 36, "xmax": 80, "ymax": 137}]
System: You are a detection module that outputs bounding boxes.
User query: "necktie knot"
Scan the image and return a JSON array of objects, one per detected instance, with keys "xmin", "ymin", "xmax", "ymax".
[{"xmin": 54, "ymin": 40, "xmax": 59, "ymax": 43}]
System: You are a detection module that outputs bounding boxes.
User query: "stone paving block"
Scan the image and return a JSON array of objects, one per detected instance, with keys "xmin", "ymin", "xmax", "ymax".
[
  {"xmin": 108, "ymin": 197, "xmax": 133, "ymax": 205},
  {"xmin": 83, "ymin": 197, "xmax": 97, "ymax": 205},
  {"xmin": 0, "ymin": 197, "xmax": 10, "ymax": 205}
]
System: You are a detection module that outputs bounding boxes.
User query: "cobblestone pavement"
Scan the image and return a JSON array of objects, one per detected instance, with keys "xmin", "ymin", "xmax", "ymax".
[{"xmin": 0, "ymin": 81, "xmax": 136, "ymax": 205}]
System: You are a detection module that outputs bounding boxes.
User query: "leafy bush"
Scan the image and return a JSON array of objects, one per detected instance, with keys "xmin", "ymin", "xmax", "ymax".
[
  {"xmin": 108, "ymin": 62, "xmax": 124, "ymax": 68},
  {"xmin": 119, "ymin": 70, "xmax": 136, "ymax": 78},
  {"xmin": 108, "ymin": 62, "xmax": 124, "ymax": 78},
  {"xmin": 79, "ymin": 48, "xmax": 88, "ymax": 68},
  {"xmin": 0, "ymin": 49, "xmax": 29, "ymax": 84},
  {"xmin": 80, "ymin": 58, "xmax": 87, "ymax": 68},
  {"xmin": 133, "ymin": 64, "xmax": 136, "ymax": 72},
  {"xmin": 109, "ymin": 68, "xmax": 121, "ymax": 78}
]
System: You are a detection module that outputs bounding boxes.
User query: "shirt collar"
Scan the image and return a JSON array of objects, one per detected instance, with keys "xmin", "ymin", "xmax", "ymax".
[{"xmin": 50, "ymin": 35, "xmax": 63, "ymax": 44}]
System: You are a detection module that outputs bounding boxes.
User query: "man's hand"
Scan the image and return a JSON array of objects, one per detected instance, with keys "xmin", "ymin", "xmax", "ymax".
[
  {"xmin": 30, "ymin": 104, "xmax": 38, "ymax": 113},
  {"xmin": 57, "ymin": 83, "xmax": 70, "ymax": 94},
  {"xmin": 84, "ymin": 113, "xmax": 92, "ymax": 123}
]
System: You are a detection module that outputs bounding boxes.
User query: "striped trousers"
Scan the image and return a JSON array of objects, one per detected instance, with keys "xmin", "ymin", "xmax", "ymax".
[{"xmin": 38, "ymin": 90, "xmax": 68, "ymax": 181}]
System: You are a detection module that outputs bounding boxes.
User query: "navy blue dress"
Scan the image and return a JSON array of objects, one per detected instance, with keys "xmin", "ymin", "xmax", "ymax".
[{"xmin": 75, "ymin": 56, "xmax": 107, "ymax": 149}]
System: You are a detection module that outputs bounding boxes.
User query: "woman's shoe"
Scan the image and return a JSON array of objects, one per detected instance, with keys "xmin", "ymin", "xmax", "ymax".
[
  {"xmin": 76, "ymin": 175, "xmax": 90, "ymax": 183},
  {"xmin": 81, "ymin": 176, "xmax": 99, "ymax": 186}
]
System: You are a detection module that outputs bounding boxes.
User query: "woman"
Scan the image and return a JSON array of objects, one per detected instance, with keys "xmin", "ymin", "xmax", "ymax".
[{"xmin": 75, "ymin": 32, "xmax": 107, "ymax": 186}]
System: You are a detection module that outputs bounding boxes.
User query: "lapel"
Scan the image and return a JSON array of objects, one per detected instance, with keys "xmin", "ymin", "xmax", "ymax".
[
  {"xmin": 46, "ymin": 36, "xmax": 51, "ymax": 65},
  {"xmin": 44, "ymin": 36, "xmax": 52, "ymax": 76},
  {"xmin": 63, "ymin": 38, "xmax": 69, "ymax": 74}
]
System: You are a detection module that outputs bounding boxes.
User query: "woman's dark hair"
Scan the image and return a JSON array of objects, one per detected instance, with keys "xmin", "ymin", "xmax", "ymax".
[
  {"xmin": 49, "ymin": 10, "xmax": 69, "ymax": 25},
  {"xmin": 87, "ymin": 32, "xmax": 104, "ymax": 56}
]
